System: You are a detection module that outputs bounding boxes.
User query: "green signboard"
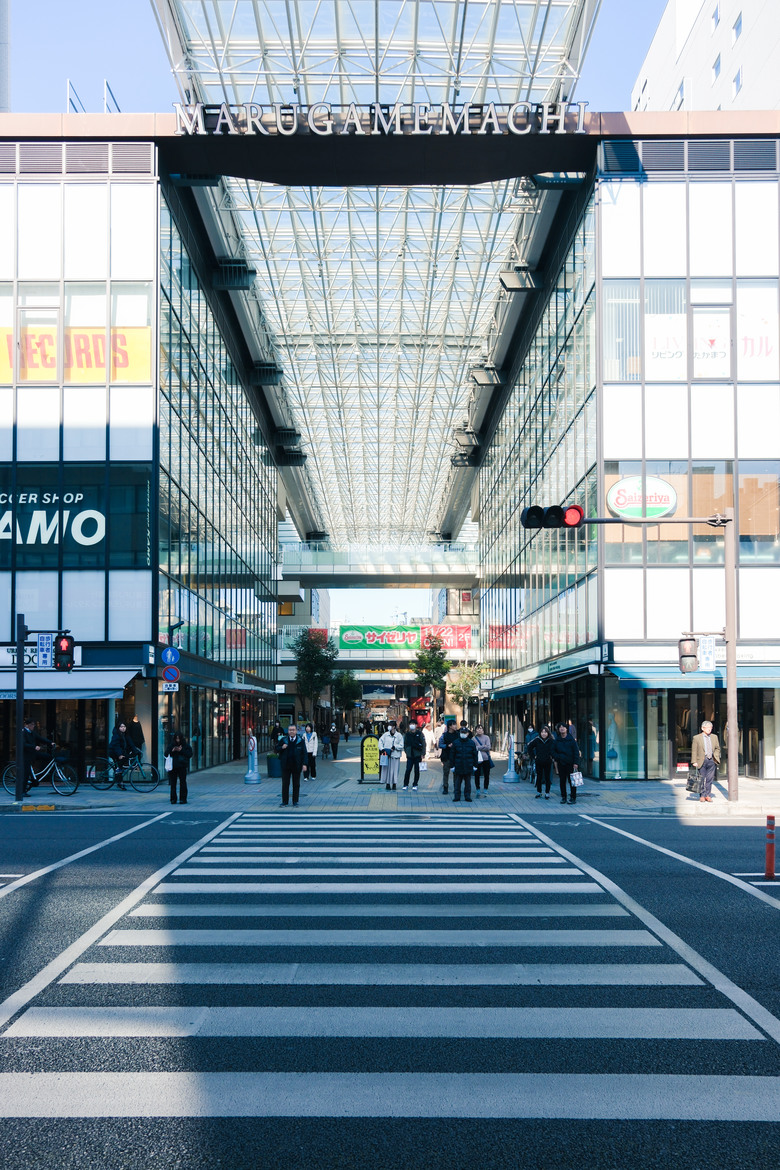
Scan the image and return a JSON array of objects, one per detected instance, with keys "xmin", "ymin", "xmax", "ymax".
[{"xmin": 340, "ymin": 625, "xmax": 421, "ymax": 650}]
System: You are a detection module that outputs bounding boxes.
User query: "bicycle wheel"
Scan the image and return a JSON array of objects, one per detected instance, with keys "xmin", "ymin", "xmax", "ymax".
[
  {"xmin": 87, "ymin": 758, "xmax": 115, "ymax": 790},
  {"xmin": 51, "ymin": 763, "xmax": 79, "ymax": 796},
  {"xmin": 2, "ymin": 763, "xmax": 19, "ymax": 795},
  {"xmin": 130, "ymin": 763, "xmax": 159, "ymax": 792}
]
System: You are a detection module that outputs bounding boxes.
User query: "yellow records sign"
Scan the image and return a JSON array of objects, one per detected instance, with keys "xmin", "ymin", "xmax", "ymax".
[{"xmin": 360, "ymin": 734, "xmax": 380, "ymax": 783}]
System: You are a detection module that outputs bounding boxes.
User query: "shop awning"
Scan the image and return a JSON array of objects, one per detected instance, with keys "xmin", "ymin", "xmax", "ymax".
[
  {"xmin": 609, "ymin": 666, "xmax": 780, "ymax": 690},
  {"xmin": 0, "ymin": 670, "xmax": 139, "ymax": 701},
  {"xmin": 490, "ymin": 682, "xmax": 541, "ymax": 699}
]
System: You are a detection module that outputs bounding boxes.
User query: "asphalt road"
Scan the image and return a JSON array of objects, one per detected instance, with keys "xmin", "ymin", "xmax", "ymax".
[{"xmin": 0, "ymin": 809, "xmax": 778, "ymax": 1169}]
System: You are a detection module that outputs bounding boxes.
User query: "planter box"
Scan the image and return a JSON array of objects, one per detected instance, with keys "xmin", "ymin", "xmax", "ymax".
[{"xmin": 266, "ymin": 755, "xmax": 282, "ymax": 778}]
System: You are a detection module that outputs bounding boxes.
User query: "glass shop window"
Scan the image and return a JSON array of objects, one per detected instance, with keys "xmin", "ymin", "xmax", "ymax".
[
  {"xmin": 603, "ymin": 281, "xmax": 640, "ymax": 382},
  {"xmin": 111, "ymin": 284, "xmax": 153, "ymax": 383},
  {"xmin": 738, "ymin": 461, "xmax": 780, "ymax": 562},
  {"xmin": 692, "ymin": 461, "xmax": 733, "ymax": 563}
]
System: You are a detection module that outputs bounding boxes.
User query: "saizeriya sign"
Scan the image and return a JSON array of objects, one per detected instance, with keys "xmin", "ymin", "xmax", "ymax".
[{"xmin": 174, "ymin": 101, "xmax": 589, "ymax": 139}]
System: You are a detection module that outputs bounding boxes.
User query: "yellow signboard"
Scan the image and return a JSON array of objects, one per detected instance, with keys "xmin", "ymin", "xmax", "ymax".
[
  {"xmin": 360, "ymin": 734, "xmax": 380, "ymax": 782},
  {"xmin": 0, "ymin": 327, "xmax": 152, "ymax": 384}
]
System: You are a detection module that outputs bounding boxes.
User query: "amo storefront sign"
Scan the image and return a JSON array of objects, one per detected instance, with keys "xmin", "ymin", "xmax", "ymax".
[
  {"xmin": 606, "ymin": 476, "xmax": 678, "ymax": 521},
  {"xmin": 339, "ymin": 624, "xmax": 472, "ymax": 651}
]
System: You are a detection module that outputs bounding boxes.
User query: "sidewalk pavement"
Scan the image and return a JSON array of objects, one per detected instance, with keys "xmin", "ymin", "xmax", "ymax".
[{"xmin": 4, "ymin": 746, "xmax": 779, "ymax": 817}]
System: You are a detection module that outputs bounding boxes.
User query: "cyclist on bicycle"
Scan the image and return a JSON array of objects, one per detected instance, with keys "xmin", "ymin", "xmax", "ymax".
[
  {"xmin": 22, "ymin": 717, "xmax": 55, "ymax": 794},
  {"xmin": 109, "ymin": 721, "xmax": 140, "ymax": 792}
]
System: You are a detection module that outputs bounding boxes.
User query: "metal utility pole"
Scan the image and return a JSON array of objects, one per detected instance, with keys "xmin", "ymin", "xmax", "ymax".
[
  {"xmin": 15, "ymin": 614, "xmax": 29, "ymax": 802},
  {"xmin": 724, "ymin": 506, "xmax": 738, "ymax": 802}
]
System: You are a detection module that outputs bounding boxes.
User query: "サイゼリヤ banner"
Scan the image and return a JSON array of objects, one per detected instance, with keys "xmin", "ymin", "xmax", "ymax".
[{"xmin": 339, "ymin": 624, "xmax": 472, "ymax": 650}]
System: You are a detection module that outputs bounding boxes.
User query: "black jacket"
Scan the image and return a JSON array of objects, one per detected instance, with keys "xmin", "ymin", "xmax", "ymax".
[
  {"xmin": 277, "ymin": 732, "xmax": 307, "ymax": 772},
  {"xmin": 22, "ymin": 726, "xmax": 52, "ymax": 760},
  {"xmin": 165, "ymin": 739, "xmax": 193, "ymax": 772},
  {"xmin": 109, "ymin": 728, "xmax": 134, "ymax": 759},
  {"xmin": 439, "ymin": 728, "xmax": 458, "ymax": 765},
  {"xmin": 127, "ymin": 718, "xmax": 145, "ymax": 750},
  {"xmin": 529, "ymin": 735, "xmax": 555, "ymax": 765},
  {"xmin": 451, "ymin": 735, "xmax": 479, "ymax": 773},
  {"xmin": 552, "ymin": 735, "xmax": 580, "ymax": 768},
  {"xmin": 404, "ymin": 727, "xmax": 425, "ymax": 760}
]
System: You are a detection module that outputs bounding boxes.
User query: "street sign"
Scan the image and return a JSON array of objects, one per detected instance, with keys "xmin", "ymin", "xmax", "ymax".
[
  {"xmin": 162, "ymin": 665, "xmax": 181, "ymax": 683},
  {"xmin": 699, "ymin": 635, "xmax": 716, "ymax": 671},
  {"xmin": 162, "ymin": 682, "xmax": 179, "ymax": 693},
  {"xmin": 36, "ymin": 633, "xmax": 53, "ymax": 670},
  {"xmin": 161, "ymin": 646, "xmax": 180, "ymax": 665}
]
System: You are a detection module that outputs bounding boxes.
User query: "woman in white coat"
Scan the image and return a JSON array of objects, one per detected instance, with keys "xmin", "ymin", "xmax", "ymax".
[
  {"xmin": 303, "ymin": 723, "xmax": 318, "ymax": 779},
  {"xmin": 378, "ymin": 721, "xmax": 403, "ymax": 789}
]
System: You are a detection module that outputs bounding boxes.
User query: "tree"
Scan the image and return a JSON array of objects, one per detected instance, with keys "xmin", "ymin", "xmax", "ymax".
[
  {"xmin": 410, "ymin": 634, "xmax": 452, "ymax": 725},
  {"xmin": 291, "ymin": 629, "xmax": 338, "ymax": 720},
  {"xmin": 447, "ymin": 660, "xmax": 487, "ymax": 721},
  {"xmin": 333, "ymin": 669, "xmax": 362, "ymax": 716}
]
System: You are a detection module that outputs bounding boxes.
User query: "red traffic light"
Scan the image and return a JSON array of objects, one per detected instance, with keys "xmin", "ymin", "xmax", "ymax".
[
  {"xmin": 54, "ymin": 633, "xmax": 75, "ymax": 672},
  {"xmin": 562, "ymin": 504, "xmax": 585, "ymax": 529}
]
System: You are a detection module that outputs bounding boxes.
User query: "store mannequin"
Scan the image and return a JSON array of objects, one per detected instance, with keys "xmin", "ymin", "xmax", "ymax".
[{"xmin": 606, "ymin": 712, "xmax": 622, "ymax": 778}]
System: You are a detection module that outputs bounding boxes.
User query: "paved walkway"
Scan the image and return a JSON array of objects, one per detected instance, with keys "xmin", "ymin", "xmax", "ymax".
[{"xmin": 5, "ymin": 745, "xmax": 779, "ymax": 816}]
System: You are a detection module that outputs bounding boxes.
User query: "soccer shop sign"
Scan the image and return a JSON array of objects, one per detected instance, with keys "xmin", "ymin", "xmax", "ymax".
[
  {"xmin": 174, "ymin": 101, "xmax": 590, "ymax": 139},
  {"xmin": 339, "ymin": 625, "xmax": 472, "ymax": 651},
  {"xmin": 606, "ymin": 476, "xmax": 678, "ymax": 521}
]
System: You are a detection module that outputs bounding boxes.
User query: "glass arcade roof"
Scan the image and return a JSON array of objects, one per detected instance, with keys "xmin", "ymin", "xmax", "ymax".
[{"xmin": 154, "ymin": 1, "xmax": 599, "ymax": 544}]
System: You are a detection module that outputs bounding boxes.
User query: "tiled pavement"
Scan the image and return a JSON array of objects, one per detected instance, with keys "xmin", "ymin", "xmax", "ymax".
[{"xmin": 5, "ymin": 743, "xmax": 779, "ymax": 816}]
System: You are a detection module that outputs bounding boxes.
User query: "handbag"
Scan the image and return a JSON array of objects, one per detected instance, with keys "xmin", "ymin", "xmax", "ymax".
[
  {"xmin": 686, "ymin": 767, "xmax": 701, "ymax": 794},
  {"xmin": 164, "ymin": 755, "xmax": 174, "ymax": 772},
  {"xmin": 570, "ymin": 770, "xmax": 584, "ymax": 787},
  {"xmin": 607, "ymin": 748, "xmax": 618, "ymax": 760},
  {"xmin": 419, "ymin": 760, "xmax": 428, "ymax": 771}
]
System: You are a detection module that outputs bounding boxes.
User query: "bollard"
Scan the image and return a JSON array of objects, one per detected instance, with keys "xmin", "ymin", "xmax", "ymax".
[
  {"xmin": 503, "ymin": 732, "xmax": 519, "ymax": 784},
  {"xmin": 244, "ymin": 732, "xmax": 261, "ymax": 784},
  {"xmin": 765, "ymin": 814, "xmax": 776, "ymax": 881}
]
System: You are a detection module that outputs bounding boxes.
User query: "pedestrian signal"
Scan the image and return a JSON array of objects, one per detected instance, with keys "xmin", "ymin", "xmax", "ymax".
[
  {"xmin": 678, "ymin": 637, "xmax": 698, "ymax": 674},
  {"xmin": 521, "ymin": 504, "xmax": 585, "ymax": 529},
  {"xmin": 54, "ymin": 633, "xmax": 75, "ymax": 672}
]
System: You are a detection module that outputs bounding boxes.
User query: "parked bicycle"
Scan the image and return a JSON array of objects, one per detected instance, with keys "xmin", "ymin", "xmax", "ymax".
[
  {"xmin": 2, "ymin": 752, "xmax": 79, "ymax": 797},
  {"xmin": 87, "ymin": 754, "xmax": 160, "ymax": 793}
]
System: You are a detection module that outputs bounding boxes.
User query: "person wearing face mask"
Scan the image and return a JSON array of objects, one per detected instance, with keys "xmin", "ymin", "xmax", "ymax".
[
  {"xmin": 276, "ymin": 723, "xmax": 308, "ymax": 807},
  {"xmin": 472, "ymin": 724, "xmax": 493, "ymax": 797},
  {"xmin": 303, "ymin": 723, "xmax": 318, "ymax": 779},
  {"xmin": 329, "ymin": 723, "xmax": 340, "ymax": 760},
  {"xmin": 529, "ymin": 725, "xmax": 555, "ymax": 799},
  {"xmin": 378, "ymin": 721, "xmax": 403, "ymax": 789},
  {"xmin": 450, "ymin": 725, "xmax": 478, "ymax": 803}
]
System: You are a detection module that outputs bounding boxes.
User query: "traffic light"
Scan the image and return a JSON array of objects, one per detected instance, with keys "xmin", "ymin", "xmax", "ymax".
[
  {"xmin": 678, "ymin": 637, "xmax": 699, "ymax": 674},
  {"xmin": 54, "ymin": 633, "xmax": 75, "ymax": 672},
  {"xmin": 521, "ymin": 504, "xmax": 585, "ymax": 529}
]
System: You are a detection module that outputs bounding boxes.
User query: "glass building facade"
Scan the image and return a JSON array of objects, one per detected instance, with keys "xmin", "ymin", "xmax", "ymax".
[
  {"xmin": 481, "ymin": 138, "xmax": 780, "ymax": 780},
  {"xmin": 0, "ymin": 145, "xmax": 278, "ymax": 777}
]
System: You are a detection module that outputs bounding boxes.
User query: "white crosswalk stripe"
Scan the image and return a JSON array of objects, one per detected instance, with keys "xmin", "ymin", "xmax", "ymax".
[{"xmin": 0, "ymin": 809, "xmax": 775, "ymax": 1127}]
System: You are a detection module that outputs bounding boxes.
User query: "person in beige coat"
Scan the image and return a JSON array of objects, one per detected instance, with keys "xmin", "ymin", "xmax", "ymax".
[{"xmin": 691, "ymin": 720, "xmax": 721, "ymax": 802}]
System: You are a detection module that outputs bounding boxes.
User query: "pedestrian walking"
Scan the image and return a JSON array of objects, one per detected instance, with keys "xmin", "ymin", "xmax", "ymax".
[
  {"xmin": 451, "ymin": 726, "xmax": 478, "ymax": 803},
  {"xmin": 691, "ymin": 719, "xmax": 721, "ymax": 803},
  {"xmin": 277, "ymin": 723, "xmax": 307, "ymax": 807},
  {"xmin": 330, "ymin": 723, "xmax": 340, "ymax": 760},
  {"xmin": 303, "ymin": 722, "xmax": 318, "ymax": 779},
  {"xmin": 165, "ymin": 732, "xmax": 192, "ymax": 804},
  {"xmin": 402, "ymin": 721, "xmax": 426, "ymax": 791},
  {"xmin": 529, "ymin": 725, "xmax": 555, "ymax": 799},
  {"xmin": 438, "ymin": 719, "xmax": 458, "ymax": 794},
  {"xmin": 343, "ymin": 726, "xmax": 350, "ymax": 743},
  {"xmin": 552, "ymin": 721, "xmax": 581, "ymax": 804},
  {"xmin": 473, "ymin": 724, "xmax": 493, "ymax": 797},
  {"xmin": 378, "ymin": 721, "xmax": 403, "ymax": 789},
  {"xmin": 433, "ymin": 719, "xmax": 445, "ymax": 758}
]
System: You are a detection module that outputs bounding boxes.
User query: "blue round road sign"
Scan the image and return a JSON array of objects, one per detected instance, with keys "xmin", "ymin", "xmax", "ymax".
[
  {"xmin": 162, "ymin": 665, "xmax": 181, "ymax": 683},
  {"xmin": 161, "ymin": 647, "xmax": 180, "ymax": 665}
]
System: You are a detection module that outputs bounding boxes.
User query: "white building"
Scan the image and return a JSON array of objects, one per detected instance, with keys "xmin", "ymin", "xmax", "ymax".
[{"xmin": 632, "ymin": 1, "xmax": 780, "ymax": 112}]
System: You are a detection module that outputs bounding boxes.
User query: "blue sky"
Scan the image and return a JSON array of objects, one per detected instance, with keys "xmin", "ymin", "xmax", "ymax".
[{"xmin": 12, "ymin": 0, "xmax": 670, "ymax": 114}]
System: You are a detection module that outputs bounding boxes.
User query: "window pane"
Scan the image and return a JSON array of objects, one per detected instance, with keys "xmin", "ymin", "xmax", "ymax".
[
  {"xmin": 692, "ymin": 460, "xmax": 733, "ymax": 561},
  {"xmin": 111, "ymin": 283, "xmax": 152, "ymax": 382},
  {"xmin": 0, "ymin": 571, "xmax": 10, "ymax": 641},
  {"xmin": 63, "ymin": 386, "xmax": 107, "ymax": 460},
  {"xmin": 18, "ymin": 186, "xmax": 62, "ymax": 280},
  {"xmin": 738, "ymin": 461, "xmax": 780, "ymax": 562},
  {"xmin": 737, "ymin": 280, "xmax": 780, "ymax": 380},
  {"xmin": 603, "ymin": 568, "xmax": 644, "ymax": 638},
  {"xmin": 64, "ymin": 185, "xmax": 108, "ymax": 279},
  {"xmin": 108, "ymin": 465, "xmax": 153, "ymax": 568},
  {"xmin": 604, "ymin": 461, "xmax": 643, "ymax": 562},
  {"xmin": 15, "ymin": 570, "xmax": 58, "ymax": 630},
  {"xmin": 109, "ymin": 570, "xmax": 151, "ymax": 640},
  {"xmin": 111, "ymin": 184, "xmax": 156, "ymax": 279},
  {"xmin": 691, "ymin": 384, "xmax": 734, "ymax": 458},
  {"xmin": 603, "ymin": 281, "xmax": 640, "ymax": 381},
  {"xmin": 0, "ymin": 186, "xmax": 12, "ymax": 280},
  {"xmin": 109, "ymin": 386, "xmax": 154, "ymax": 460},
  {"xmin": 0, "ymin": 387, "xmax": 11, "ymax": 460},
  {"xmin": 16, "ymin": 387, "xmax": 59, "ymax": 460},
  {"xmin": 692, "ymin": 307, "xmax": 731, "ymax": 379},
  {"xmin": 644, "ymin": 280, "xmax": 686, "ymax": 381},
  {"xmin": 737, "ymin": 385, "xmax": 780, "ymax": 457},
  {"xmin": 62, "ymin": 570, "xmax": 105, "ymax": 641},
  {"xmin": 600, "ymin": 181, "xmax": 640, "ymax": 277},
  {"xmin": 645, "ymin": 385, "xmax": 689, "ymax": 459},
  {"xmin": 645, "ymin": 568, "xmax": 690, "ymax": 637},
  {"xmin": 0, "ymin": 285, "xmax": 11, "ymax": 384},
  {"xmin": 735, "ymin": 183, "xmax": 779, "ymax": 276},
  {"xmin": 18, "ymin": 307, "xmax": 59, "ymax": 383},
  {"xmin": 643, "ymin": 183, "xmax": 686, "ymax": 277},
  {"xmin": 689, "ymin": 183, "xmax": 733, "ymax": 276},
  {"xmin": 603, "ymin": 385, "xmax": 642, "ymax": 459},
  {"xmin": 64, "ymin": 284, "xmax": 107, "ymax": 384},
  {"xmin": 645, "ymin": 461, "xmax": 690, "ymax": 563}
]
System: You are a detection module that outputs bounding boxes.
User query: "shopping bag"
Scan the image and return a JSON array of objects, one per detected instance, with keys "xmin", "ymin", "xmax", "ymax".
[
  {"xmin": 570, "ymin": 770, "xmax": 584, "ymax": 787},
  {"xmin": 419, "ymin": 761, "xmax": 428, "ymax": 771},
  {"xmin": 686, "ymin": 768, "xmax": 701, "ymax": 794},
  {"xmin": 164, "ymin": 755, "xmax": 174, "ymax": 772}
]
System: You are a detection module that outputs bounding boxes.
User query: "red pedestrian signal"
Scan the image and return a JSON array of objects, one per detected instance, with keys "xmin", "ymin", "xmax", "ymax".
[
  {"xmin": 54, "ymin": 633, "xmax": 75, "ymax": 672},
  {"xmin": 562, "ymin": 504, "xmax": 585, "ymax": 529}
]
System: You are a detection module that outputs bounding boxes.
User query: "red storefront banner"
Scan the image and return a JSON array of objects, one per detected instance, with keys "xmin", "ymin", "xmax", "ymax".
[{"xmin": 421, "ymin": 625, "xmax": 472, "ymax": 650}]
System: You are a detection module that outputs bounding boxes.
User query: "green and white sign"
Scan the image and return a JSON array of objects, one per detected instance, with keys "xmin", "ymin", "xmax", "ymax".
[
  {"xmin": 606, "ymin": 475, "xmax": 678, "ymax": 520},
  {"xmin": 340, "ymin": 625, "xmax": 421, "ymax": 650}
]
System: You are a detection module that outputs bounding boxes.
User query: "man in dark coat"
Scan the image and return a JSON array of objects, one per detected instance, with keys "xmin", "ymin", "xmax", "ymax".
[
  {"xmin": 451, "ymin": 727, "xmax": 478, "ymax": 802},
  {"xmin": 277, "ymin": 723, "xmax": 308, "ymax": 807},
  {"xmin": 438, "ymin": 720, "xmax": 458, "ymax": 794},
  {"xmin": 22, "ymin": 717, "xmax": 54, "ymax": 792},
  {"xmin": 552, "ymin": 722, "xmax": 581, "ymax": 804},
  {"xmin": 402, "ymin": 722, "xmax": 426, "ymax": 790}
]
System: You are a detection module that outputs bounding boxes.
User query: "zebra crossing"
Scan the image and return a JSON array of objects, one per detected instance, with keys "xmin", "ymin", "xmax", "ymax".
[{"xmin": 1, "ymin": 810, "xmax": 778, "ymax": 1128}]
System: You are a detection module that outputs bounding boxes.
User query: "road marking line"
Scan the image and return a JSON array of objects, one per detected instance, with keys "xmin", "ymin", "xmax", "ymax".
[
  {"xmin": 0, "ymin": 812, "xmax": 242, "ymax": 1034},
  {"xmin": 509, "ymin": 813, "xmax": 780, "ymax": 1046},
  {"xmin": 580, "ymin": 815, "xmax": 780, "ymax": 914},
  {"xmin": 7, "ymin": 1006, "xmax": 757, "ymax": 1040},
  {"xmin": 154, "ymin": 881, "xmax": 604, "ymax": 894},
  {"xmin": 201, "ymin": 846, "xmax": 552, "ymax": 853},
  {"xmin": 185, "ymin": 857, "xmax": 566, "ymax": 866},
  {"xmin": 99, "ymin": 928, "xmax": 659, "ymax": 948},
  {"xmin": 128, "ymin": 902, "xmax": 629, "ymax": 919},
  {"xmin": 175, "ymin": 866, "xmax": 584, "ymax": 876},
  {"xmin": 0, "ymin": 1072, "xmax": 778, "ymax": 1119},
  {"xmin": 59, "ymin": 961, "xmax": 703, "ymax": 987},
  {"xmin": 0, "ymin": 812, "xmax": 173, "ymax": 902}
]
